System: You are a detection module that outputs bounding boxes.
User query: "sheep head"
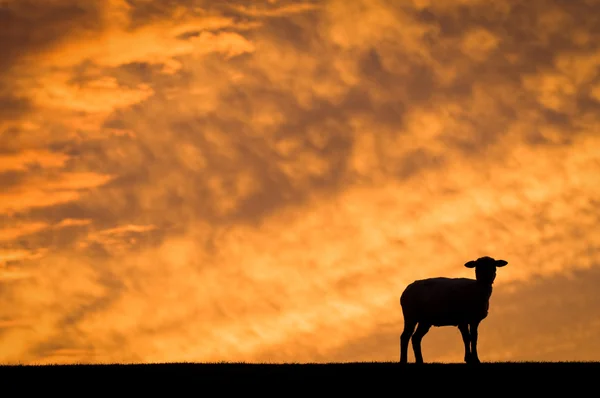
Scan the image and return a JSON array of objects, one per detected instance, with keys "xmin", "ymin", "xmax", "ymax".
[{"xmin": 464, "ymin": 256, "xmax": 508, "ymax": 285}]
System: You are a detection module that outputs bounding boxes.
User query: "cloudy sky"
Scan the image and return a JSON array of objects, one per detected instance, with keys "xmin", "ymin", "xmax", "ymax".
[{"xmin": 1, "ymin": 0, "xmax": 599, "ymax": 365}]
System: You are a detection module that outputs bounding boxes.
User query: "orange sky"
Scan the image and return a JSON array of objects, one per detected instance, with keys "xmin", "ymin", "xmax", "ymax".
[{"xmin": 1, "ymin": 0, "xmax": 600, "ymax": 365}]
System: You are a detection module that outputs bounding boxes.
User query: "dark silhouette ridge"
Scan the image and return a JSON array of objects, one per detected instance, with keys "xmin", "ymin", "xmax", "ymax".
[
  {"xmin": 400, "ymin": 256, "xmax": 508, "ymax": 364},
  {"xmin": 1, "ymin": 362, "xmax": 597, "ymax": 395}
]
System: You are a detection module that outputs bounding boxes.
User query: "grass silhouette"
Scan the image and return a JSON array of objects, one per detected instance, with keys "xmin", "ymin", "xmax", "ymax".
[
  {"xmin": 0, "ymin": 362, "xmax": 600, "ymax": 398},
  {"xmin": 3, "ymin": 360, "xmax": 598, "ymax": 394}
]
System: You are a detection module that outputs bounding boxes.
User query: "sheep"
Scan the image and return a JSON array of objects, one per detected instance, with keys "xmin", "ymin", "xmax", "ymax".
[{"xmin": 399, "ymin": 256, "xmax": 508, "ymax": 364}]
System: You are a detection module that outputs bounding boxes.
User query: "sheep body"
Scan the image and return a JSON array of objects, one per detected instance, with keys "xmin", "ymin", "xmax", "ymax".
[{"xmin": 401, "ymin": 277, "xmax": 491, "ymax": 327}]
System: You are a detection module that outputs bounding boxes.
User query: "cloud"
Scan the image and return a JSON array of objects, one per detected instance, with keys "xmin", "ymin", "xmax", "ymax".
[
  {"xmin": 231, "ymin": 2, "xmax": 321, "ymax": 18},
  {"xmin": 78, "ymin": 223, "xmax": 158, "ymax": 255},
  {"xmin": 0, "ymin": 248, "xmax": 46, "ymax": 267},
  {"xmin": 0, "ymin": 171, "xmax": 114, "ymax": 214},
  {"xmin": 29, "ymin": 75, "xmax": 154, "ymax": 114},
  {"xmin": 0, "ymin": 0, "xmax": 599, "ymax": 365},
  {"xmin": 54, "ymin": 218, "xmax": 93, "ymax": 228},
  {"xmin": 0, "ymin": 222, "xmax": 49, "ymax": 242},
  {"xmin": 0, "ymin": 150, "xmax": 69, "ymax": 173}
]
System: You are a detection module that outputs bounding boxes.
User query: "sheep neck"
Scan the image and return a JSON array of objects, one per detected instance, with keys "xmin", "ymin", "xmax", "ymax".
[{"xmin": 475, "ymin": 280, "xmax": 493, "ymax": 299}]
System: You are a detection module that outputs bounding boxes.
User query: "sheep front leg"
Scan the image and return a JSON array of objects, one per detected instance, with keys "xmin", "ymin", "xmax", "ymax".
[
  {"xmin": 469, "ymin": 321, "xmax": 481, "ymax": 364},
  {"xmin": 411, "ymin": 323, "xmax": 431, "ymax": 364},
  {"xmin": 458, "ymin": 324, "xmax": 471, "ymax": 363}
]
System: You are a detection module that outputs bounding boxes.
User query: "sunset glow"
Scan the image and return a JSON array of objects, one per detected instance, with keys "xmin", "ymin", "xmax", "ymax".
[{"xmin": 1, "ymin": 0, "xmax": 600, "ymax": 364}]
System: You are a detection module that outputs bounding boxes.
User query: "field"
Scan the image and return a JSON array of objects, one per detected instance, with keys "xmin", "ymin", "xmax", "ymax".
[{"xmin": 2, "ymin": 361, "xmax": 597, "ymax": 394}]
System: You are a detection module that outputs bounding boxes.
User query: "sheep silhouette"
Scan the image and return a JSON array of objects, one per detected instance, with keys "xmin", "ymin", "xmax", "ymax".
[{"xmin": 399, "ymin": 256, "xmax": 508, "ymax": 364}]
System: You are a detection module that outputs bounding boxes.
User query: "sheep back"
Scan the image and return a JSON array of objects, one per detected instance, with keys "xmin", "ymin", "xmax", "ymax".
[{"xmin": 401, "ymin": 277, "xmax": 491, "ymax": 326}]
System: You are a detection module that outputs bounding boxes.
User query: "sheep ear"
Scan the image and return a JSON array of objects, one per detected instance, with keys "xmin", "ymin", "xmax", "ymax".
[
  {"xmin": 495, "ymin": 259, "xmax": 508, "ymax": 267},
  {"xmin": 464, "ymin": 261, "xmax": 477, "ymax": 268}
]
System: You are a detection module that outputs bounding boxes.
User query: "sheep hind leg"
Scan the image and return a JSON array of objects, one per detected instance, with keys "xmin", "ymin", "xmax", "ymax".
[
  {"xmin": 400, "ymin": 319, "xmax": 416, "ymax": 363},
  {"xmin": 411, "ymin": 322, "xmax": 431, "ymax": 364},
  {"xmin": 458, "ymin": 323, "xmax": 471, "ymax": 363}
]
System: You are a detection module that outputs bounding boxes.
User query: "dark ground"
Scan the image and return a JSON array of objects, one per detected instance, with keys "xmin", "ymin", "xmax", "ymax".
[{"xmin": 1, "ymin": 362, "xmax": 596, "ymax": 394}]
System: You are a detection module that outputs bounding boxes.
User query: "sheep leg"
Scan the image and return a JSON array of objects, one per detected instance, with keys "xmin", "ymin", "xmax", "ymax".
[
  {"xmin": 411, "ymin": 322, "xmax": 431, "ymax": 364},
  {"xmin": 469, "ymin": 322, "xmax": 481, "ymax": 363},
  {"xmin": 457, "ymin": 323, "xmax": 472, "ymax": 363},
  {"xmin": 400, "ymin": 319, "xmax": 417, "ymax": 363}
]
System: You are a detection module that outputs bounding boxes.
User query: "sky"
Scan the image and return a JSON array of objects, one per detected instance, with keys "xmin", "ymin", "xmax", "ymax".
[{"xmin": 1, "ymin": 0, "xmax": 599, "ymax": 365}]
